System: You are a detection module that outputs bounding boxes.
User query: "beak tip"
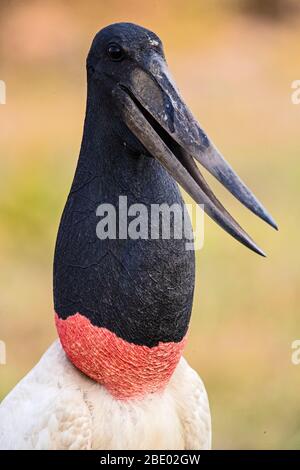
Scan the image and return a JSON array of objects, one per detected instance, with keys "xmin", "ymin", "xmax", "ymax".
[
  {"xmin": 264, "ymin": 214, "xmax": 278, "ymax": 231},
  {"xmin": 252, "ymin": 244, "xmax": 267, "ymax": 258},
  {"xmin": 243, "ymin": 236, "xmax": 266, "ymax": 257}
]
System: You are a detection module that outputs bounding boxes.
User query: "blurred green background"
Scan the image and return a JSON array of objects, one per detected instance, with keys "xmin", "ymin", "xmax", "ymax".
[{"xmin": 0, "ymin": 0, "xmax": 299, "ymax": 449}]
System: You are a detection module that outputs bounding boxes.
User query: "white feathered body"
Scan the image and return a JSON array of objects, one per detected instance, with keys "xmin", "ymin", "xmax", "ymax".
[{"xmin": 0, "ymin": 340, "xmax": 211, "ymax": 450}]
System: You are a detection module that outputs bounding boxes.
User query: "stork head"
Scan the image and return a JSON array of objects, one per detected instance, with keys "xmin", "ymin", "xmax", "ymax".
[{"xmin": 86, "ymin": 22, "xmax": 277, "ymax": 256}]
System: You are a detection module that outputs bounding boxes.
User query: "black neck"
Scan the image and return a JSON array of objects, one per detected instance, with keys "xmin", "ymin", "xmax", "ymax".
[{"xmin": 53, "ymin": 78, "xmax": 195, "ymax": 347}]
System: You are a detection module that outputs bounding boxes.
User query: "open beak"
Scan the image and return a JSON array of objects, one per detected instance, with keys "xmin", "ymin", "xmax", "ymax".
[{"xmin": 113, "ymin": 52, "xmax": 277, "ymax": 256}]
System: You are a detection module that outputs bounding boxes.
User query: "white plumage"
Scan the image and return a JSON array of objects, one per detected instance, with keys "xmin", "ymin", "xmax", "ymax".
[{"xmin": 0, "ymin": 340, "xmax": 211, "ymax": 450}]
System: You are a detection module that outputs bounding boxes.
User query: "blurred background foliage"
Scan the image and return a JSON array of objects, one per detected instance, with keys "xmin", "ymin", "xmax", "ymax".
[{"xmin": 0, "ymin": 0, "xmax": 299, "ymax": 449}]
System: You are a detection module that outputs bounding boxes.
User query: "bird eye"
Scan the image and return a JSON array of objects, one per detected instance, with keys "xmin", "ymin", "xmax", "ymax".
[{"xmin": 107, "ymin": 43, "xmax": 124, "ymax": 61}]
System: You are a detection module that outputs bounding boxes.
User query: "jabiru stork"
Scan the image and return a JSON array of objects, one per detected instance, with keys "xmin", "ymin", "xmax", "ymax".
[{"xmin": 0, "ymin": 22, "xmax": 276, "ymax": 450}]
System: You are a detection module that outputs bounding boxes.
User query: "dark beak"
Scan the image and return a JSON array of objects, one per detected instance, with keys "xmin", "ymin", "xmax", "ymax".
[{"xmin": 113, "ymin": 52, "xmax": 277, "ymax": 256}]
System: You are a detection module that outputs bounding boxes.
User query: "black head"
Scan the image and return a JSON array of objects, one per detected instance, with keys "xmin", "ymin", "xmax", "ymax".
[
  {"xmin": 84, "ymin": 22, "xmax": 277, "ymax": 255},
  {"xmin": 87, "ymin": 23, "xmax": 164, "ymax": 93}
]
